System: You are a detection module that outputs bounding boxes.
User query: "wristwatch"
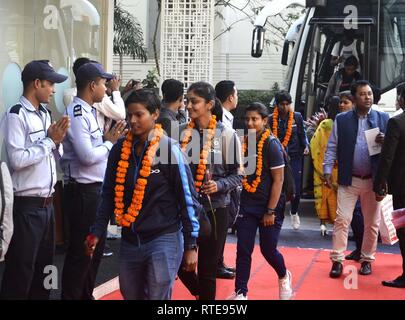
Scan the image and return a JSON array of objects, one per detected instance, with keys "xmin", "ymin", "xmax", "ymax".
[{"xmin": 266, "ymin": 208, "xmax": 276, "ymax": 216}]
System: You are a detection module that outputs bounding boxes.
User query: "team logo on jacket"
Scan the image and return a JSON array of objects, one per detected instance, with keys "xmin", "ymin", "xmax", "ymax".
[{"xmin": 150, "ymin": 169, "xmax": 160, "ymax": 174}]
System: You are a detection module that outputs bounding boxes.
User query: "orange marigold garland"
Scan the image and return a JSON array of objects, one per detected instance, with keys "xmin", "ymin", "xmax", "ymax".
[
  {"xmin": 114, "ymin": 124, "xmax": 164, "ymax": 227},
  {"xmin": 272, "ymin": 107, "xmax": 294, "ymax": 148},
  {"xmin": 181, "ymin": 115, "xmax": 217, "ymax": 193},
  {"xmin": 242, "ymin": 129, "xmax": 271, "ymax": 193}
]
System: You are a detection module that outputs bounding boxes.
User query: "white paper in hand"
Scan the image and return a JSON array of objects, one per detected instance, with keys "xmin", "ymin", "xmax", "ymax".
[{"xmin": 364, "ymin": 127, "xmax": 381, "ymax": 156}]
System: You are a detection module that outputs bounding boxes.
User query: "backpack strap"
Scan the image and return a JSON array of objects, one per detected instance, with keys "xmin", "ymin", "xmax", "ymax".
[
  {"xmin": 356, "ymin": 39, "xmax": 361, "ymax": 57},
  {"xmin": 269, "ymin": 135, "xmax": 290, "ymax": 164},
  {"xmin": 263, "ymin": 135, "xmax": 278, "ymax": 174},
  {"xmin": 338, "ymin": 40, "xmax": 344, "ymax": 57}
]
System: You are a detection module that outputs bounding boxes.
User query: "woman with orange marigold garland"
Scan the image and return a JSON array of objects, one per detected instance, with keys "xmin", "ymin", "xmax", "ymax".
[
  {"xmin": 227, "ymin": 102, "xmax": 293, "ymax": 300},
  {"xmin": 177, "ymin": 82, "xmax": 243, "ymax": 300},
  {"xmin": 85, "ymin": 89, "xmax": 201, "ymax": 300},
  {"xmin": 269, "ymin": 91, "xmax": 309, "ymax": 230}
]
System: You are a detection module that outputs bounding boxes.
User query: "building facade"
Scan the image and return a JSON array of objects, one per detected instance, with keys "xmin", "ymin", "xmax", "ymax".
[
  {"xmin": 113, "ymin": 0, "xmax": 290, "ymax": 91},
  {"xmin": 0, "ymin": 0, "xmax": 114, "ymax": 118}
]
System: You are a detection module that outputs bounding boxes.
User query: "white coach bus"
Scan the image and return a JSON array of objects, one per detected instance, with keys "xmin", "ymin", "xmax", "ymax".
[{"xmin": 252, "ymin": 0, "xmax": 404, "ymax": 117}]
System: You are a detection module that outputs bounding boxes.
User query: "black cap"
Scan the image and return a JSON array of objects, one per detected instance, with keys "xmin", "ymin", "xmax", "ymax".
[
  {"xmin": 76, "ymin": 62, "xmax": 114, "ymax": 82},
  {"xmin": 21, "ymin": 60, "xmax": 68, "ymax": 84}
]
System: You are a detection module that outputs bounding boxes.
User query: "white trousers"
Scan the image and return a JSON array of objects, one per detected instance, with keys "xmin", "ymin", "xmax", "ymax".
[{"xmin": 330, "ymin": 177, "xmax": 381, "ymax": 263}]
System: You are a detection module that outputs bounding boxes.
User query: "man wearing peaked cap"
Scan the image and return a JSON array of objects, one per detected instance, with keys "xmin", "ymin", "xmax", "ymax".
[
  {"xmin": 60, "ymin": 61, "xmax": 127, "ymax": 300},
  {"xmin": 63, "ymin": 58, "xmax": 126, "ymax": 135},
  {"xmin": 0, "ymin": 60, "xmax": 70, "ymax": 299},
  {"xmin": 75, "ymin": 61, "xmax": 114, "ymax": 81},
  {"xmin": 21, "ymin": 59, "xmax": 68, "ymax": 84}
]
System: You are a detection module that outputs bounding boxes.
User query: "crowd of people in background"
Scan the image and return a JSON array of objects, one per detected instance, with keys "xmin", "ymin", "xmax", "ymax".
[{"xmin": 1, "ymin": 53, "xmax": 405, "ymax": 301}]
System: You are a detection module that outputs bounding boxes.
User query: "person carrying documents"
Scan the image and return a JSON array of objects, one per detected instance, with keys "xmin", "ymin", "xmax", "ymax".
[{"xmin": 323, "ymin": 80, "xmax": 389, "ymax": 279}]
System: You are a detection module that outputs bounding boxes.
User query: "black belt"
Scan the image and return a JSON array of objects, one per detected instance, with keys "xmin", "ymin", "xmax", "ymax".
[
  {"xmin": 77, "ymin": 182, "xmax": 102, "ymax": 189},
  {"xmin": 352, "ymin": 174, "xmax": 372, "ymax": 180},
  {"xmin": 65, "ymin": 182, "xmax": 102, "ymax": 190},
  {"xmin": 14, "ymin": 196, "xmax": 53, "ymax": 208}
]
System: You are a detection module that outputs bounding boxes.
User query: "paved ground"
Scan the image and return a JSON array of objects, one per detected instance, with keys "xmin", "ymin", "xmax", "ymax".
[{"xmin": 0, "ymin": 199, "xmax": 400, "ymax": 300}]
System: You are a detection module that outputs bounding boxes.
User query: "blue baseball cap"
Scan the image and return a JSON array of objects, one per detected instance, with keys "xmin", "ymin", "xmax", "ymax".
[
  {"xmin": 21, "ymin": 60, "xmax": 68, "ymax": 84},
  {"xmin": 76, "ymin": 62, "xmax": 114, "ymax": 82}
]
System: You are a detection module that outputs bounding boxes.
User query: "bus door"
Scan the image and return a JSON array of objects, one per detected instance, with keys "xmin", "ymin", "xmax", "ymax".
[
  {"xmin": 301, "ymin": 18, "xmax": 375, "ymax": 119},
  {"xmin": 298, "ymin": 18, "xmax": 374, "ymax": 193}
]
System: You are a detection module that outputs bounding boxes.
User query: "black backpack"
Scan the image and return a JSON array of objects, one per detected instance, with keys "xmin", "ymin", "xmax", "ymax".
[{"xmin": 280, "ymin": 147, "xmax": 296, "ymax": 203}]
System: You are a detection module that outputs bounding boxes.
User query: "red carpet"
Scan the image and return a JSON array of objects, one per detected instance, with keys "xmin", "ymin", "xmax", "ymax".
[{"xmin": 101, "ymin": 244, "xmax": 405, "ymax": 300}]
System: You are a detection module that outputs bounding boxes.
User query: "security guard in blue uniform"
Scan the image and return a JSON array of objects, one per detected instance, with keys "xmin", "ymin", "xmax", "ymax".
[
  {"xmin": 1, "ymin": 60, "xmax": 69, "ymax": 299},
  {"xmin": 60, "ymin": 62, "xmax": 127, "ymax": 300}
]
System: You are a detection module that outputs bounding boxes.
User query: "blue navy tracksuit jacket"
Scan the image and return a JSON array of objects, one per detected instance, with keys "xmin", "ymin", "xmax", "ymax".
[
  {"xmin": 91, "ymin": 134, "xmax": 201, "ymax": 249},
  {"xmin": 269, "ymin": 111, "xmax": 308, "ymax": 158}
]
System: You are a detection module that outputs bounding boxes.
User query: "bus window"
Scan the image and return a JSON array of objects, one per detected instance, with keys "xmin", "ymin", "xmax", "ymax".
[{"xmin": 379, "ymin": 0, "xmax": 405, "ymax": 91}]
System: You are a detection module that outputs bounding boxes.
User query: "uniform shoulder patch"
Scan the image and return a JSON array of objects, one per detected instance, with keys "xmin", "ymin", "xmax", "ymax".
[
  {"xmin": 73, "ymin": 104, "xmax": 83, "ymax": 117},
  {"xmin": 10, "ymin": 104, "xmax": 22, "ymax": 115}
]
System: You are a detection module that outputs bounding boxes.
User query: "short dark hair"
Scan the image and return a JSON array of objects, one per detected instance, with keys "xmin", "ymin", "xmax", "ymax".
[
  {"xmin": 344, "ymin": 55, "xmax": 359, "ymax": 68},
  {"xmin": 215, "ymin": 80, "xmax": 236, "ymax": 103},
  {"xmin": 22, "ymin": 79, "xmax": 47, "ymax": 91},
  {"xmin": 351, "ymin": 80, "xmax": 372, "ymax": 96},
  {"xmin": 396, "ymin": 82, "xmax": 405, "ymax": 99},
  {"xmin": 187, "ymin": 81, "xmax": 216, "ymax": 102},
  {"xmin": 371, "ymin": 85, "xmax": 381, "ymax": 104},
  {"xmin": 74, "ymin": 58, "xmax": 95, "ymax": 92},
  {"xmin": 274, "ymin": 90, "xmax": 292, "ymax": 105},
  {"xmin": 125, "ymin": 89, "xmax": 161, "ymax": 114},
  {"xmin": 339, "ymin": 90, "xmax": 354, "ymax": 102},
  {"xmin": 343, "ymin": 28, "xmax": 356, "ymax": 40},
  {"xmin": 76, "ymin": 79, "xmax": 92, "ymax": 92},
  {"xmin": 245, "ymin": 102, "xmax": 269, "ymax": 119},
  {"xmin": 161, "ymin": 79, "xmax": 184, "ymax": 103},
  {"xmin": 73, "ymin": 57, "xmax": 91, "ymax": 77},
  {"xmin": 399, "ymin": 86, "xmax": 405, "ymax": 101}
]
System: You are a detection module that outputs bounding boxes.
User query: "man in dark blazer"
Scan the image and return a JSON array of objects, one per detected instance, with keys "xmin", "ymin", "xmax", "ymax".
[{"xmin": 374, "ymin": 86, "xmax": 405, "ymax": 288}]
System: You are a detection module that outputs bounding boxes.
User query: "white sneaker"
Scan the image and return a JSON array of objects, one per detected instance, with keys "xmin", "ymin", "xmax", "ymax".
[
  {"xmin": 290, "ymin": 213, "xmax": 300, "ymax": 230},
  {"xmin": 320, "ymin": 224, "xmax": 327, "ymax": 236},
  {"xmin": 226, "ymin": 291, "xmax": 248, "ymax": 300},
  {"xmin": 279, "ymin": 270, "xmax": 293, "ymax": 300}
]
